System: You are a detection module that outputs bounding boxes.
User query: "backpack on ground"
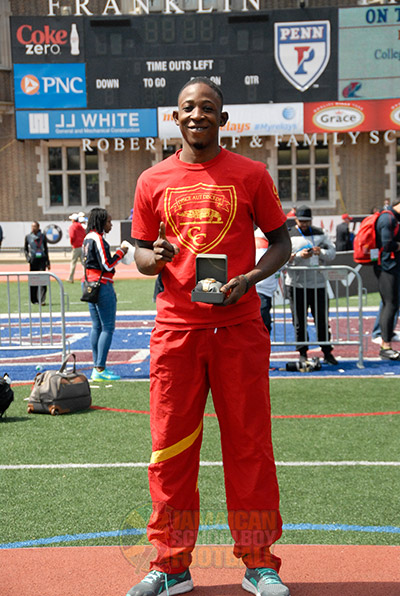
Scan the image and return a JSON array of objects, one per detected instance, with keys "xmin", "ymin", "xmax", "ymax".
[
  {"xmin": 353, "ymin": 210, "xmax": 399, "ymax": 265},
  {"xmin": 0, "ymin": 375, "xmax": 14, "ymax": 419},
  {"xmin": 27, "ymin": 353, "xmax": 91, "ymax": 416}
]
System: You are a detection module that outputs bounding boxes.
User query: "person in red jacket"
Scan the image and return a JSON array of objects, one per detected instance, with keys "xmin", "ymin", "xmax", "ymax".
[{"xmin": 67, "ymin": 213, "xmax": 86, "ymax": 283}]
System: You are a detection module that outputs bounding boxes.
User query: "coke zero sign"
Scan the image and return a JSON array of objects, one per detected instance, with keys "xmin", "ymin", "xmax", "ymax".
[{"xmin": 11, "ymin": 17, "xmax": 84, "ymax": 62}]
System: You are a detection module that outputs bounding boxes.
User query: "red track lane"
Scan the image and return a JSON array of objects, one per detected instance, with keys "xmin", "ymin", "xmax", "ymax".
[{"xmin": 1, "ymin": 544, "xmax": 399, "ymax": 596}]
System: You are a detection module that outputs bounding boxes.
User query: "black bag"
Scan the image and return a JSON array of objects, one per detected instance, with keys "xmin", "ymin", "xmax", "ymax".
[
  {"xmin": 0, "ymin": 376, "xmax": 14, "ymax": 419},
  {"xmin": 80, "ymin": 269, "xmax": 104, "ymax": 303},
  {"xmin": 27, "ymin": 353, "xmax": 91, "ymax": 416}
]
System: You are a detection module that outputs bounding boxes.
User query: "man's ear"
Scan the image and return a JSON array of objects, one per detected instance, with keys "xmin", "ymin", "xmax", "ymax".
[
  {"xmin": 172, "ymin": 110, "xmax": 179, "ymax": 126},
  {"xmin": 219, "ymin": 111, "xmax": 229, "ymax": 128}
]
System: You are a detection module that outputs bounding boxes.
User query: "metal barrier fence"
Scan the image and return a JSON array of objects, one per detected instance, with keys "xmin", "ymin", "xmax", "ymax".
[
  {"xmin": 269, "ymin": 265, "xmax": 364, "ymax": 368},
  {"xmin": 0, "ymin": 272, "xmax": 68, "ymax": 361}
]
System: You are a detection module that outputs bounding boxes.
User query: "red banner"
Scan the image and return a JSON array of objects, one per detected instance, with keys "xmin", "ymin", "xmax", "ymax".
[{"xmin": 304, "ymin": 99, "xmax": 400, "ymax": 133}]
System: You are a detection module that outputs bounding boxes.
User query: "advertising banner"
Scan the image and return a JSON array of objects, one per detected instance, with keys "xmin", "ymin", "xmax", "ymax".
[
  {"xmin": 304, "ymin": 100, "xmax": 377, "ymax": 133},
  {"xmin": 10, "ymin": 17, "xmax": 84, "ymax": 63},
  {"xmin": 14, "ymin": 63, "xmax": 87, "ymax": 109},
  {"xmin": 15, "ymin": 109, "xmax": 157, "ymax": 139},
  {"xmin": 158, "ymin": 103, "xmax": 304, "ymax": 138},
  {"xmin": 304, "ymin": 99, "xmax": 400, "ymax": 133},
  {"xmin": 376, "ymin": 99, "xmax": 400, "ymax": 131},
  {"xmin": 339, "ymin": 6, "xmax": 400, "ymax": 100}
]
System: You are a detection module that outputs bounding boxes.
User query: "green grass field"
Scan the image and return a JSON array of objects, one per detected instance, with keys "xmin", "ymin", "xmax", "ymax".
[
  {"xmin": 0, "ymin": 275, "xmax": 383, "ymax": 314},
  {"xmin": 0, "ymin": 278, "xmax": 157, "ymax": 313},
  {"xmin": 1, "ymin": 378, "xmax": 399, "ymax": 550}
]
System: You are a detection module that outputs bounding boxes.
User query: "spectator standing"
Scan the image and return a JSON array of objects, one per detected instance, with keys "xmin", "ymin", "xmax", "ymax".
[
  {"xmin": 128, "ymin": 77, "xmax": 291, "ymax": 596},
  {"xmin": 67, "ymin": 213, "xmax": 86, "ymax": 283},
  {"xmin": 335, "ymin": 213, "xmax": 354, "ymax": 251},
  {"xmin": 82, "ymin": 208, "xmax": 128, "ymax": 381},
  {"xmin": 24, "ymin": 221, "xmax": 50, "ymax": 305},
  {"xmin": 373, "ymin": 200, "xmax": 400, "ymax": 360},
  {"xmin": 285, "ymin": 205, "xmax": 337, "ymax": 365},
  {"xmin": 255, "ymin": 227, "xmax": 280, "ymax": 334}
]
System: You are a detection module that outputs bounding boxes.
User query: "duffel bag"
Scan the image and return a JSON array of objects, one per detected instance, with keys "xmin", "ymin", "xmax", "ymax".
[{"xmin": 27, "ymin": 353, "xmax": 91, "ymax": 415}]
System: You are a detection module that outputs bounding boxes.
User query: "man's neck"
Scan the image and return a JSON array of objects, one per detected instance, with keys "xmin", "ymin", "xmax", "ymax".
[{"xmin": 179, "ymin": 144, "xmax": 221, "ymax": 164}]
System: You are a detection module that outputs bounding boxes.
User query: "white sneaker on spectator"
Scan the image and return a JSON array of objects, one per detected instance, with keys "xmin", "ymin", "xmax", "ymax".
[
  {"xmin": 391, "ymin": 331, "xmax": 400, "ymax": 342},
  {"xmin": 371, "ymin": 336, "xmax": 382, "ymax": 345}
]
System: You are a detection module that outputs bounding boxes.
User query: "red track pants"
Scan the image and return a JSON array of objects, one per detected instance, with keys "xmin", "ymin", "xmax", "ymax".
[{"xmin": 147, "ymin": 317, "xmax": 282, "ymax": 574}]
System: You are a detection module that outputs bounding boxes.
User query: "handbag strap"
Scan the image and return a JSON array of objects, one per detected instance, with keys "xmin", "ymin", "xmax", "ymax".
[{"xmin": 58, "ymin": 353, "xmax": 77, "ymax": 374}]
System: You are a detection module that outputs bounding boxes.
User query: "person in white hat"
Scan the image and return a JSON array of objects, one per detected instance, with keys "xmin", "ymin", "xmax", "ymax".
[{"xmin": 67, "ymin": 213, "xmax": 86, "ymax": 283}]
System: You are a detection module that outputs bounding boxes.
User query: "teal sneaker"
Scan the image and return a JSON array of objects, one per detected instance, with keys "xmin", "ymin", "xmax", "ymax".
[
  {"xmin": 126, "ymin": 569, "xmax": 193, "ymax": 596},
  {"xmin": 242, "ymin": 567, "xmax": 290, "ymax": 596},
  {"xmin": 91, "ymin": 368, "xmax": 120, "ymax": 381}
]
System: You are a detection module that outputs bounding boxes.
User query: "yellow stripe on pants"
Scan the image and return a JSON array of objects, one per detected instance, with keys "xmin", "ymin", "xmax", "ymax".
[{"xmin": 150, "ymin": 419, "xmax": 203, "ymax": 464}]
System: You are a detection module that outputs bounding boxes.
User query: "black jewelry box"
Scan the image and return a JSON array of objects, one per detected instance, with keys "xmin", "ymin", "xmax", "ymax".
[{"xmin": 191, "ymin": 254, "xmax": 228, "ymax": 304}]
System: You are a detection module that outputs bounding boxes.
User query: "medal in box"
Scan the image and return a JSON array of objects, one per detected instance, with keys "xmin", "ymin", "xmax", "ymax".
[{"xmin": 191, "ymin": 254, "xmax": 227, "ymax": 304}]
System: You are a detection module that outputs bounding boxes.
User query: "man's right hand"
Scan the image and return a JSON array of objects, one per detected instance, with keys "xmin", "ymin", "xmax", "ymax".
[
  {"xmin": 153, "ymin": 222, "xmax": 179, "ymax": 263},
  {"xmin": 299, "ymin": 248, "xmax": 313, "ymax": 259}
]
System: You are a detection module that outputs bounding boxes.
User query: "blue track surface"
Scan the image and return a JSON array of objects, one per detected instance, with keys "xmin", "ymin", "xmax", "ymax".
[{"xmin": 1, "ymin": 310, "xmax": 399, "ymax": 381}]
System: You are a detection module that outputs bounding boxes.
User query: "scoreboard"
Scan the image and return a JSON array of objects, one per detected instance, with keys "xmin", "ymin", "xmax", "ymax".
[
  {"xmin": 11, "ymin": 9, "xmax": 338, "ymax": 109},
  {"xmin": 85, "ymin": 13, "xmax": 272, "ymax": 107}
]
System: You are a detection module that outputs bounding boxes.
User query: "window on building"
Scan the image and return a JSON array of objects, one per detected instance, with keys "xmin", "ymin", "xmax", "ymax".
[
  {"xmin": 45, "ymin": 144, "xmax": 101, "ymax": 210},
  {"xmin": 276, "ymin": 139, "xmax": 331, "ymax": 206}
]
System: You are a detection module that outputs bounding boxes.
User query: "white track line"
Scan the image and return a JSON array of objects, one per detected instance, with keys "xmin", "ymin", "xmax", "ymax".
[{"xmin": 1, "ymin": 461, "xmax": 399, "ymax": 470}]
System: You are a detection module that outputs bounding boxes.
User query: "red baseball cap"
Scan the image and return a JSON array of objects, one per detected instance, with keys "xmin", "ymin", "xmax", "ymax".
[{"xmin": 342, "ymin": 213, "xmax": 353, "ymax": 221}]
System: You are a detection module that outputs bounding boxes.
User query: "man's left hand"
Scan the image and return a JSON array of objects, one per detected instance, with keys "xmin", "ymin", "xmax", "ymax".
[{"xmin": 220, "ymin": 275, "xmax": 248, "ymax": 306}]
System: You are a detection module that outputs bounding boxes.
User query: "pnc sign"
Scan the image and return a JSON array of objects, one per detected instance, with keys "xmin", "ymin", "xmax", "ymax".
[
  {"xmin": 14, "ymin": 63, "xmax": 87, "ymax": 109},
  {"xmin": 21, "ymin": 75, "xmax": 40, "ymax": 95}
]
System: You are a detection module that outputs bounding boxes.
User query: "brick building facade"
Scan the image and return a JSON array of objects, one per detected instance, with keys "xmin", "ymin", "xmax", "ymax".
[{"xmin": 0, "ymin": 0, "xmax": 399, "ymax": 237}]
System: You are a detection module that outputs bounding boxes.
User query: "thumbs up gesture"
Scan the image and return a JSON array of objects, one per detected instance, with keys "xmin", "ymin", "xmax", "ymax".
[{"xmin": 153, "ymin": 222, "xmax": 179, "ymax": 264}]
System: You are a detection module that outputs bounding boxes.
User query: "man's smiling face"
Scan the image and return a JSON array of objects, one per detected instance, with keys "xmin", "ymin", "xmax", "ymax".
[{"xmin": 173, "ymin": 82, "xmax": 228, "ymax": 154}]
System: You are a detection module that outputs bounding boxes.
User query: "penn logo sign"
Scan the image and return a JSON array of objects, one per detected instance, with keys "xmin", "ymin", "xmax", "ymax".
[
  {"xmin": 312, "ymin": 106, "xmax": 365, "ymax": 131},
  {"xmin": 274, "ymin": 21, "xmax": 330, "ymax": 92}
]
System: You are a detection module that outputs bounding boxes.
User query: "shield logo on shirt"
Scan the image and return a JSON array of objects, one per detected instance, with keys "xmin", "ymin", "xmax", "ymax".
[
  {"xmin": 165, "ymin": 182, "xmax": 237, "ymax": 254},
  {"xmin": 274, "ymin": 20, "xmax": 331, "ymax": 92}
]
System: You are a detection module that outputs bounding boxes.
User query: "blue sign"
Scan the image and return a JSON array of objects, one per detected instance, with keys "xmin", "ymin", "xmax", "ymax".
[
  {"xmin": 15, "ymin": 109, "xmax": 158, "ymax": 139},
  {"xmin": 14, "ymin": 63, "xmax": 87, "ymax": 109}
]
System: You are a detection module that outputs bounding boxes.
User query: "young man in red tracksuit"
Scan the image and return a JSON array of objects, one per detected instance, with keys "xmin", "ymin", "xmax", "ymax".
[{"xmin": 128, "ymin": 77, "xmax": 291, "ymax": 596}]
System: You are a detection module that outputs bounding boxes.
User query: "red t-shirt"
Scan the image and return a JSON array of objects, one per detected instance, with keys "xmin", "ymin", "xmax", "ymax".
[
  {"xmin": 132, "ymin": 148, "xmax": 286, "ymax": 329},
  {"xmin": 69, "ymin": 222, "xmax": 86, "ymax": 248}
]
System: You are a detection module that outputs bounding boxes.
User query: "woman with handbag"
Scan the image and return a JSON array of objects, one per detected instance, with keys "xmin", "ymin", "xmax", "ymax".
[{"xmin": 82, "ymin": 208, "xmax": 128, "ymax": 381}]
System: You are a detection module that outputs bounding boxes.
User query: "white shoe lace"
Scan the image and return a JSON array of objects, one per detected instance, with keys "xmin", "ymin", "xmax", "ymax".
[{"xmin": 142, "ymin": 570, "xmax": 170, "ymax": 595}]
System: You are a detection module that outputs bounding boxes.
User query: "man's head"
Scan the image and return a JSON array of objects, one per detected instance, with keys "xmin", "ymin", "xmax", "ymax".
[
  {"xmin": 173, "ymin": 77, "xmax": 228, "ymax": 159},
  {"xmin": 69, "ymin": 213, "xmax": 79, "ymax": 222},
  {"xmin": 342, "ymin": 213, "xmax": 353, "ymax": 223},
  {"xmin": 31, "ymin": 221, "xmax": 40, "ymax": 234},
  {"xmin": 295, "ymin": 205, "xmax": 312, "ymax": 232}
]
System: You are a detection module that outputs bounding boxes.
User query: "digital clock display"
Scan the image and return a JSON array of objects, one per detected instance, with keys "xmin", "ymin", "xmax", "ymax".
[{"xmin": 85, "ymin": 13, "xmax": 273, "ymax": 108}]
